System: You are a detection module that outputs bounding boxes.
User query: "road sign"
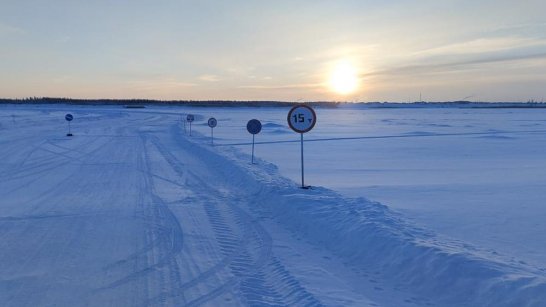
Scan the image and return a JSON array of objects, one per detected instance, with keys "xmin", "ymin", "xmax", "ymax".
[
  {"xmin": 246, "ymin": 119, "xmax": 262, "ymax": 135},
  {"xmin": 247, "ymin": 119, "xmax": 262, "ymax": 164},
  {"xmin": 287, "ymin": 105, "xmax": 317, "ymax": 189},
  {"xmin": 65, "ymin": 113, "xmax": 73, "ymax": 136},
  {"xmin": 208, "ymin": 117, "xmax": 217, "ymax": 144},
  {"xmin": 287, "ymin": 105, "xmax": 316, "ymax": 133},
  {"xmin": 186, "ymin": 114, "xmax": 195, "ymax": 136},
  {"xmin": 208, "ymin": 117, "xmax": 217, "ymax": 128}
]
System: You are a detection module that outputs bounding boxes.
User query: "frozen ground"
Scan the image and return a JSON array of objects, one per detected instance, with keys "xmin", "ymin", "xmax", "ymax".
[
  {"xmin": 206, "ymin": 105, "xmax": 546, "ymax": 270},
  {"xmin": 1, "ymin": 104, "xmax": 546, "ymax": 306}
]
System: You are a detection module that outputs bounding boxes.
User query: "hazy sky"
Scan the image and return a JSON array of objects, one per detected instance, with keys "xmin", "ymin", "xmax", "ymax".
[{"xmin": 1, "ymin": 0, "xmax": 545, "ymax": 102}]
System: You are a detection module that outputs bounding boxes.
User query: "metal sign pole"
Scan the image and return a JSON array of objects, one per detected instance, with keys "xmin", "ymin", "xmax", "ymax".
[
  {"xmin": 251, "ymin": 134, "xmax": 255, "ymax": 164},
  {"xmin": 184, "ymin": 117, "xmax": 186, "ymax": 134},
  {"xmin": 211, "ymin": 127, "xmax": 214, "ymax": 145},
  {"xmin": 68, "ymin": 121, "xmax": 71, "ymax": 135},
  {"xmin": 189, "ymin": 122, "xmax": 192, "ymax": 136},
  {"xmin": 300, "ymin": 133, "xmax": 304, "ymax": 188}
]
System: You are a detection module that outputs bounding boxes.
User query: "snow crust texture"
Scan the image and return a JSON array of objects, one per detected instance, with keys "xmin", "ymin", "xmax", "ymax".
[{"xmin": 1, "ymin": 104, "xmax": 545, "ymax": 306}]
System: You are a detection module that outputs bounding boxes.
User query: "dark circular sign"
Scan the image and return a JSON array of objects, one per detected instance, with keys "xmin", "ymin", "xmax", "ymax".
[
  {"xmin": 186, "ymin": 114, "xmax": 195, "ymax": 122},
  {"xmin": 208, "ymin": 117, "xmax": 217, "ymax": 128},
  {"xmin": 246, "ymin": 119, "xmax": 262, "ymax": 135},
  {"xmin": 65, "ymin": 114, "xmax": 73, "ymax": 121},
  {"xmin": 287, "ymin": 105, "xmax": 316, "ymax": 133}
]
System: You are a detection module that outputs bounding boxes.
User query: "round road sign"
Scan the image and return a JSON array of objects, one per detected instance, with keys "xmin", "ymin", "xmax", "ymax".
[
  {"xmin": 287, "ymin": 105, "xmax": 316, "ymax": 133},
  {"xmin": 186, "ymin": 114, "xmax": 195, "ymax": 122},
  {"xmin": 246, "ymin": 119, "xmax": 262, "ymax": 135},
  {"xmin": 65, "ymin": 114, "xmax": 73, "ymax": 121},
  {"xmin": 208, "ymin": 117, "xmax": 217, "ymax": 128}
]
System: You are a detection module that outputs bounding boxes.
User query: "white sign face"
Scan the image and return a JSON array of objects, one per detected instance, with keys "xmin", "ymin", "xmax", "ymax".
[
  {"xmin": 208, "ymin": 117, "xmax": 217, "ymax": 128},
  {"xmin": 287, "ymin": 105, "xmax": 316, "ymax": 133}
]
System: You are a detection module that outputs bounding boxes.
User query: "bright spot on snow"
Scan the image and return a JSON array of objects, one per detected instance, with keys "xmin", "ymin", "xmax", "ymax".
[{"xmin": 329, "ymin": 60, "xmax": 359, "ymax": 95}]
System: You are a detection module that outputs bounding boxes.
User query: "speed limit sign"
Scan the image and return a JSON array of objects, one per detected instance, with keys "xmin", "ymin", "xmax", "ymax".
[
  {"xmin": 208, "ymin": 117, "xmax": 217, "ymax": 128},
  {"xmin": 287, "ymin": 105, "xmax": 316, "ymax": 133},
  {"xmin": 208, "ymin": 117, "xmax": 217, "ymax": 144},
  {"xmin": 287, "ymin": 104, "xmax": 317, "ymax": 189}
]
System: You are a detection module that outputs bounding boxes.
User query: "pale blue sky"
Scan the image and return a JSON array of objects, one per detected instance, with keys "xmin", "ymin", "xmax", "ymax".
[{"xmin": 1, "ymin": 0, "xmax": 545, "ymax": 101}]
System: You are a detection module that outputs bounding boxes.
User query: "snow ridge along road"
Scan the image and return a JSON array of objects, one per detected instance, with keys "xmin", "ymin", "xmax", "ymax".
[{"xmin": 1, "ymin": 106, "xmax": 545, "ymax": 306}]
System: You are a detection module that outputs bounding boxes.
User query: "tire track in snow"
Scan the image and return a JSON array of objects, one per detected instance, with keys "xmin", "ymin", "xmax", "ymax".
[
  {"xmin": 97, "ymin": 133, "xmax": 186, "ymax": 305},
  {"xmin": 2, "ymin": 124, "xmax": 146, "ymax": 306},
  {"xmin": 143, "ymin": 135, "xmax": 242, "ymax": 305},
  {"xmin": 146, "ymin": 131, "xmax": 323, "ymax": 306},
  {"xmin": 0, "ymin": 136, "xmax": 112, "ymax": 187}
]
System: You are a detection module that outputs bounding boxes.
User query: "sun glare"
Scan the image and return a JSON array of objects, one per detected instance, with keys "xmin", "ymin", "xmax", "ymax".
[{"xmin": 329, "ymin": 61, "xmax": 359, "ymax": 95}]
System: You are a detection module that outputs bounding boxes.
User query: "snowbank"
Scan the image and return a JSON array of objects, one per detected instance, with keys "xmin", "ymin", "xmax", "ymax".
[{"xmin": 185, "ymin": 128, "xmax": 546, "ymax": 306}]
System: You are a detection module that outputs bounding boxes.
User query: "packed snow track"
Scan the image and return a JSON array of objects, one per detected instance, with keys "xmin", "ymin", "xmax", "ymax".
[{"xmin": 1, "ymin": 105, "xmax": 546, "ymax": 307}]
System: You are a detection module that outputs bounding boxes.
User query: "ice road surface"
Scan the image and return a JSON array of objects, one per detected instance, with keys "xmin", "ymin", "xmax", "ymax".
[{"xmin": 1, "ymin": 104, "xmax": 545, "ymax": 307}]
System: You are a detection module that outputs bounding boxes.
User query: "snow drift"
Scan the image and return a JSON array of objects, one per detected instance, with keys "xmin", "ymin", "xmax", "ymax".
[{"xmin": 185, "ymin": 127, "xmax": 546, "ymax": 306}]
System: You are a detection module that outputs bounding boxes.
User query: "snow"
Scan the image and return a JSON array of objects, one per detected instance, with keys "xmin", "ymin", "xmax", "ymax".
[
  {"xmin": 1, "ymin": 103, "xmax": 546, "ymax": 306},
  {"xmin": 207, "ymin": 106, "xmax": 546, "ymax": 269}
]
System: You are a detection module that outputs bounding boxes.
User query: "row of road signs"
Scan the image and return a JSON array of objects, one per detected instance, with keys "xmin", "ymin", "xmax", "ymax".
[
  {"xmin": 243, "ymin": 105, "xmax": 317, "ymax": 188},
  {"xmin": 184, "ymin": 114, "xmax": 218, "ymax": 144},
  {"xmin": 183, "ymin": 105, "xmax": 317, "ymax": 189},
  {"xmin": 63, "ymin": 105, "xmax": 317, "ymax": 189}
]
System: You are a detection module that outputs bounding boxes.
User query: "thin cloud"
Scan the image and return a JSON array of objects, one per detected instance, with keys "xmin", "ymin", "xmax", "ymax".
[
  {"xmin": 365, "ymin": 52, "xmax": 546, "ymax": 78},
  {"xmin": 198, "ymin": 74, "xmax": 220, "ymax": 82},
  {"xmin": 238, "ymin": 83, "xmax": 323, "ymax": 90},
  {"xmin": 127, "ymin": 79, "xmax": 197, "ymax": 91},
  {"xmin": 487, "ymin": 22, "xmax": 546, "ymax": 36},
  {"xmin": 0, "ymin": 23, "xmax": 25, "ymax": 37},
  {"xmin": 414, "ymin": 37, "xmax": 546, "ymax": 57}
]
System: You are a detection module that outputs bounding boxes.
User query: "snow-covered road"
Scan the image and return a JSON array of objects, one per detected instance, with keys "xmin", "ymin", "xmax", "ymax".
[
  {"xmin": 0, "ymin": 108, "xmax": 378, "ymax": 306},
  {"xmin": 1, "ymin": 105, "xmax": 546, "ymax": 306}
]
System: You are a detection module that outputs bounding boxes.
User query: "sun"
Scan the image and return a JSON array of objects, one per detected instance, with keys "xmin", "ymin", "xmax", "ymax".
[{"xmin": 329, "ymin": 61, "xmax": 359, "ymax": 95}]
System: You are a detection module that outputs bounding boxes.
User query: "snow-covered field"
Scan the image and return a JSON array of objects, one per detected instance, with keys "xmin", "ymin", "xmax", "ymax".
[{"xmin": 1, "ymin": 104, "xmax": 545, "ymax": 306}]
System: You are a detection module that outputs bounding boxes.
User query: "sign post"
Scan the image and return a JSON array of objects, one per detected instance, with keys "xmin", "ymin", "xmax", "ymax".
[
  {"xmin": 186, "ymin": 114, "xmax": 195, "ymax": 136},
  {"xmin": 287, "ymin": 105, "xmax": 317, "ymax": 188},
  {"xmin": 246, "ymin": 119, "xmax": 262, "ymax": 164},
  {"xmin": 65, "ymin": 113, "xmax": 74, "ymax": 137},
  {"xmin": 208, "ymin": 117, "xmax": 217, "ymax": 144}
]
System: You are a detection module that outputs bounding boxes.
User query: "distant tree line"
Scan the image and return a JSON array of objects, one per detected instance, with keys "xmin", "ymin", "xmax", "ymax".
[
  {"xmin": 0, "ymin": 97, "xmax": 342, "ymax": 108},
  {"xmin": 1, "ymin": 97, "xmax": 545, "ymax": 108}
]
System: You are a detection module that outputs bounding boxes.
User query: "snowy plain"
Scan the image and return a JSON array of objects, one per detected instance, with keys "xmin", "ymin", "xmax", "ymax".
[{"xmin": 1, "ymin": 103, "xmax": 546, "ymax": 306}]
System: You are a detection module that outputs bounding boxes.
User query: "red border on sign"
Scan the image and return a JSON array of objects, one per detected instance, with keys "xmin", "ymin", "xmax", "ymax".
[{"xmin": 287, "ymin": 105, "xmax": 316, "ymax": 133}]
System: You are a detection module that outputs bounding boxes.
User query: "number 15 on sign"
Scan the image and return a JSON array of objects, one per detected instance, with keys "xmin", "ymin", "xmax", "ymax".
[{"xmin": 287, "ymin": 105, "xmax": 317, "ymax": 188}]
